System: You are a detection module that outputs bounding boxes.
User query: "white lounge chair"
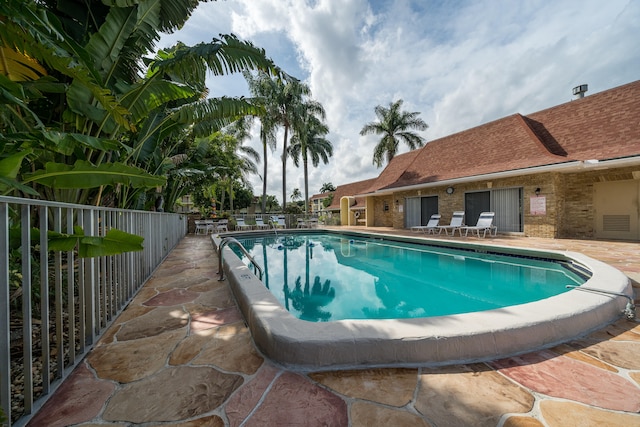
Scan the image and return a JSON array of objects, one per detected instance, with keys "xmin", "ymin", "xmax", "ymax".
[
  {"xmin": 410, "ymin": 214, "xmax": 441, "ymax": 234},
  {"xmin": 254, "ymin": 217, "xmax": 270, "ymax": 230},
  {"xmin": 437, "ymin": 211, "xmax": 465, "ymax": 236},
  {"xmin": 235, "ymin": 217, "xmax": 253, "ymax": 231},
  {"xmin": 297, "ymin": 218, "xmax": 308, "ymax": 228},
  {"xmin": 306, "ymin": 218, "xmax": 319, "ymax": 228},
  {"xmin": 271, "ymin": 215, "xmax": 286, "ymax": 229},
  {"xmin": 460, "ymin": 212, "xmax": 497, "ymax": 238}
]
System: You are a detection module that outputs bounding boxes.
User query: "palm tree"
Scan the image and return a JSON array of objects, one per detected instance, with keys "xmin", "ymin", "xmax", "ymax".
[
  {"xmin": 360, "ymin": 99, "xmax": 428, "ymax": 168},
  {"xmin": 289, "ymin": 105, "xmax": 333, "ymax": 215},
  {"xmin": 244, "ymin": 71, "xmax": 279, "ymax": 214},
  {"xmin": 244, "ymin": 72, "xmax": 314, "ymax": 210},
  {"xmin": 320, "ymin": 182, "xmax": 335, "ymax": 193},
  {"xmin": 291, "ymin": 188, "xmax": 302, "ymax": 202}
]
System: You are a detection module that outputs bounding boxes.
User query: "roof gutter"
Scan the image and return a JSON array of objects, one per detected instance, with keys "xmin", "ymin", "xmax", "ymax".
[{"xmin": 360, "ymin": 156, "xmax": 640, "ymax": 197}]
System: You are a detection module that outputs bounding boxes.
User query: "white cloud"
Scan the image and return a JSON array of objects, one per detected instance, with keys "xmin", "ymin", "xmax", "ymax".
[{"xmin": 160, "ymin": 0, "xmax": 640, "ymax": 205}]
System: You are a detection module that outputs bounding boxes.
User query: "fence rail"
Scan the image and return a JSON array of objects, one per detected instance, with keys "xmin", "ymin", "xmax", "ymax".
[{"xmin": 0, "ymin": 196, "xmax": 187, "ymax": 426}]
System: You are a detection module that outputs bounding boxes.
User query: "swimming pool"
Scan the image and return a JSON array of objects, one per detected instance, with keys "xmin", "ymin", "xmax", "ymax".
[
  {"xmin": 212, "ymin": 230, "xmax": 631, "ymax": 368},
  {"xmin": 229, "ymin": 234, "xmax": 585, "ymax": 322}
]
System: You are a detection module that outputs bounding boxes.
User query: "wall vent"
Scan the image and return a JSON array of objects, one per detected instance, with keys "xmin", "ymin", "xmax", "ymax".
[{"xmin": 603, "ymin": 215, "xmax": 630, "ymax": 232}]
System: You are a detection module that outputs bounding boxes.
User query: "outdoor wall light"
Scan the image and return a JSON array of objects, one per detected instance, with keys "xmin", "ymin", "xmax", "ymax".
[
  {"xmin": 446, "ymin": 186, "xmax": 455, "ymax": 195},
  {"xmin": 535, "ymin": 187, "xmax": 541, "ymax": 196},
  {"xmin": 394, "ymin": 199, "xmax": 399, "ymax": 207}
]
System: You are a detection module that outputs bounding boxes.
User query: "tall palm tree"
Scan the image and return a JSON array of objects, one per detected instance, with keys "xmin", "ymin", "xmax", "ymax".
[
  {"xmin": 244, "ymin": 72, "xmax": 315, "ymax": 210},
  {"xmin": 289, "ymin": 105, "xmax": 332, "ymax": 215},
  {"xmin": 360, "ymin": 99, "xmax": 428, "ymax": 168},
  {"xmin": 244, "ymin": 71, "xmax": 278, "ymax": 214}
]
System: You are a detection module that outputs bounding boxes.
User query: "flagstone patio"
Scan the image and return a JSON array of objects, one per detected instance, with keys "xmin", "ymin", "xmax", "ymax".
[{"xmin": 28, "ymin": 230, "xmax": 640, "ymax": 427}]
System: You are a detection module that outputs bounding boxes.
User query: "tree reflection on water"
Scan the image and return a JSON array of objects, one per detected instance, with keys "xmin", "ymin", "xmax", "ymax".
[
  {"xmin": 282, "ymin": 237, "xmax": 336, "ymax": 321},
  {"xmin": 286, "ymin": 276, "xmax": 336, "ymax": 321}
]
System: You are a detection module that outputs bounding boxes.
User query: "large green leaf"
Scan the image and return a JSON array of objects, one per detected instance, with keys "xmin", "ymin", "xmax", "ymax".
[
  {"xmin": 119, "ymin": 78, "xmax": 200, "ymax": 125},
  {"xmin": 0, "ymin": 176, "xmax": 40, "ymax": 196},
  {"xmin": 174, "ymin": 96, "xmax": 265, "ymax": 137},
  {"xmin": 0, "ymin": 46, "xmax": 47, "ymax": 81},
  {"xmin": 23, "ymin": 160, "xmax": 166, "ymax": 188},
  {"xmin": 0, "ymin": 149, "xmax": 32, "ymax": 179},
  {"xmin": 104, "ymin": 0, "xmax": 203, "ymax": 34},
  {"xmin": 154, "ymin": 35, "xmax": 289, "ymax": 82},
  {"xmin": 0, "ymin": 2, "xmax": 133, "ymax": 131},
  {"xmin": 48, "ymin": 227, "xmax": 144, "ymax": 257}
]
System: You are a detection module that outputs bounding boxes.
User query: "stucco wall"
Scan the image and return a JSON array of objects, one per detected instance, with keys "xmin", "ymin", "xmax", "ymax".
[{"xmin": 558, "ymin": 167, "xmax": 638, "ymax": 238}]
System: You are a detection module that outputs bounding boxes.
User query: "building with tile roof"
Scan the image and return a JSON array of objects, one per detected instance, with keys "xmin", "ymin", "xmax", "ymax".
[{"xmin": 333, "ymin": 80, "xmax": 640, "ymax": 240}]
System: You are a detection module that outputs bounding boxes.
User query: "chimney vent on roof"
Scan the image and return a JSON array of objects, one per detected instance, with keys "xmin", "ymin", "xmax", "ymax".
[{"xmin": 572, "ymin": 84, "xmax": 588, "ymax": 99}]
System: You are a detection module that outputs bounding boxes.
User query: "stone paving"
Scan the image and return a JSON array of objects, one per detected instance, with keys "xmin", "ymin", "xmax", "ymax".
[{"xmin": 28, "ymin": 230, "xmax": 640, "ymax": 427}]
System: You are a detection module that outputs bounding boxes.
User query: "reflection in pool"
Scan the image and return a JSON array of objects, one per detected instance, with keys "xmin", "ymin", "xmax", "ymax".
[{"xmin": 232, "ymin": 233, "xmax": 586, "ymax": 322}]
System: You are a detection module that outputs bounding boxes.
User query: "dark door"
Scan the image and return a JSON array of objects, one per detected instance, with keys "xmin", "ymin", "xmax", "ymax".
[
  {"xmin": 465, "ymin": 191, "xmax": 490, "ymax": 226},
  {"xmin": 421, "ymin": 196, "xmax": 439, "ymax": 225}
]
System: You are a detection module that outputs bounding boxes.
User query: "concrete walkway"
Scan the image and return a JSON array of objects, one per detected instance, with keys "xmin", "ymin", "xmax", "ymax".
[{"xmin": 29, "ymin": 230, "xmax": 640, "ymax": 427}]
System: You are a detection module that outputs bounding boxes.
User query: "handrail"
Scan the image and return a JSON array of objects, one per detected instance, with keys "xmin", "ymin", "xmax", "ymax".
[
  {"xmin": 566, "ymin": 285, "xmax": 636, "ymax": 320},
  {"xmin": 218, "ymin": 237, "xmax": 263, "ymax": 281}
]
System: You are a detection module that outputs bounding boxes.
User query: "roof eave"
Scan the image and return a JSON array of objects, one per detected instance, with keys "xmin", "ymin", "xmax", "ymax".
[{"xmin": 356, "ymin": 157, "xmax": 640, "ymax": 197}]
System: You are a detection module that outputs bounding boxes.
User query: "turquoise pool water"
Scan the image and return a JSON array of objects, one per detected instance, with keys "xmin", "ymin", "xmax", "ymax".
[{"xmin": 232, "ymin": 233, "xmax": 586, "ymax": 322}]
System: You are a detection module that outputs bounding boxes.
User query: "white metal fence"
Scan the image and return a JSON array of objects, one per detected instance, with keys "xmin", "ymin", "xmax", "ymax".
[{"xmin": 0, "ymin": 196, "xmax": 187, "ymax": 426}]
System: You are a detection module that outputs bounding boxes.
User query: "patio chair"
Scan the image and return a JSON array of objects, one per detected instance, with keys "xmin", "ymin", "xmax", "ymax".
[
  {"xmin": 297, "ymin": 218, "xmax": 308, "ymax": 228},
  {"xmin": 214, "ymin": 219, "xmax": 228, "ymax": 233},
  {"xmin": 307, "ymin": 218, "xmax": 319, "ymax": 228},
  {"xmin": 410, "ymin": 214, "xmax": 441, "ymax": 234},
  {"xmin": 460, "ymin": 212, "xmax": 497, "ymax": 238},
  {"xmin": 270, "ymin": 215, "xmax": 286, "ymax": 229},
  {"xmin": 254, "ymin": 217, "xmax": 270, "ymax": 230},
  {"xmin": 437, "ymin": 211, "xmax": 465, "ymax": 236},
  {"xmin": 235, "ymin": 217, "xmax": 253, "ymax": 231},
  {"xmin": 194, "ymin": 220, "xmax": 209, "ymax": 235},
  {"xmin": 204, "ymin": 220, "xmax": 216, "ymax": 234}
]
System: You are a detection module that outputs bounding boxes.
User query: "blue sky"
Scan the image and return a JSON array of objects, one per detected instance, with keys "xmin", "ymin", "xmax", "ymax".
[{"xmin": 159, "ymin": 0, "xmax": 640, "ymax": 201}]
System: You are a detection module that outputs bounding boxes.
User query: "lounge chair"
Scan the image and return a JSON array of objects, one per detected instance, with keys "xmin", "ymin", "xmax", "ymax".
[
  {"xmin": 460, "ymin": 212, "xmax": 497, "ymax": 238},
  {"xmin": 270, "ymin": 215, "xmax": 286, "ymax": 229},
  {"xmin": 410, "ymin": 214, "xmax": 441, "ymax": 234},
  {"xmin": 254, "ymin": 217, "xmax": 270, "ymax": 230},
  {"xmin": 235, "ymin": 217, "xmax": 253, "ymax": 231},
  {"xmin": 307, "ymin": 218, "xmax": 319, "ymax": 228},
  {"xmin": 437, "ymin": 211, "xmax": 465, "ymax": 236},
  {"xmin": 297, "ymin": 218, "xmax": 308, "ymax": 228}
]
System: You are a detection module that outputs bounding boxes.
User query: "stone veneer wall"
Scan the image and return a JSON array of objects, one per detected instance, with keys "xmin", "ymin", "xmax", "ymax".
[
  {"xmin": 369, "ymin": 166, "xmax": 638, "ymax": 239},
  {"xmin": 372, "ymin": 196, "xmax": 395, "ymax": 227}
]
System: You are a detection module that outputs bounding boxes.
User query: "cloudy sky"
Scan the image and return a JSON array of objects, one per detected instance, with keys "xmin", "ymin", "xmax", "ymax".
[{"xmin": 158, "ymin": 0, "xmax": 640, "ymax": 202}]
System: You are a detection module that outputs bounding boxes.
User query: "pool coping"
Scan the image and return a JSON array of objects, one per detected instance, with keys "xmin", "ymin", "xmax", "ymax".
[{"xmin": 212, "ymin": 230, "xmax": 632, "ymax": 369}]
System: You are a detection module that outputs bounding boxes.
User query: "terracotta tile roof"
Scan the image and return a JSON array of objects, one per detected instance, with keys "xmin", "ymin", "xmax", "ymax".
[
  {"xmin": 325, "ymin": 178, "xmax": 378, "ymax": 210},
  {"xmin": 356, "ymin": 80, "xmax": 640, "ymax": 193},
  {"xmin": 526, "ymin": 80, "xmax": 640, "ymax": 161},
  {"xmin": 310, "ymin": 193, "xmax": 329, "ymax": 201}
]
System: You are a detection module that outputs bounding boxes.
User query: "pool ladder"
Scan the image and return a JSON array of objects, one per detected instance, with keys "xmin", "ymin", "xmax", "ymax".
[
  {"xmin": 566, "ymin": 285, "xmax": 636, "ymax": 320},
  {"xmin": 218, "ymin": 237, "xmax": 263, "ymax": 281}
]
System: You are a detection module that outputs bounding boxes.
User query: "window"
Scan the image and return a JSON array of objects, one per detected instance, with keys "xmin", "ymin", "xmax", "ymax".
[
  {"xmin": 464, "ymin": 188, "xmax": 522, "ymax": 232},
  {"xmin": 405, "ymin": 196, "xmax": 438, "ymax": 227}
]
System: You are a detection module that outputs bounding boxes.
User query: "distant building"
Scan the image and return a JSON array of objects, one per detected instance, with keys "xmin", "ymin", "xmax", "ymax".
[
  {"xmin": 330, "ymin": 80, "xmax": 640, "ymax": 240},
  {"xmin": 175, "ymin": 194, "xmax": 195, "ymax": 214}
]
